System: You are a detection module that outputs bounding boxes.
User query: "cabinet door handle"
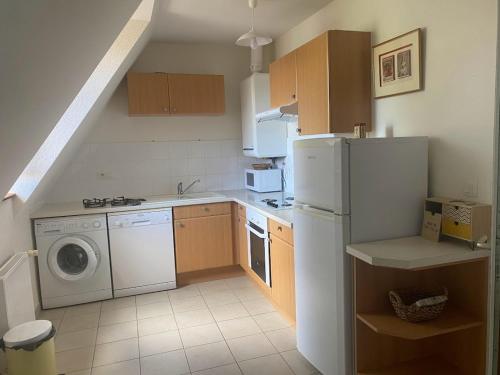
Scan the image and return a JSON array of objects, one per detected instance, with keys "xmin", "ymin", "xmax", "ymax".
[
  {"xmin": 163, "ymin": 107, "xmax": 168, "ymax": 112},
  {"xmin": 277, "ymin": 226, "xmax": 283, "ymax": 232},
  {"xmin": 172, "ymin": 108, "xmax": 177, "ymax": 113},
  {"xmin": 292, "ymin": 94, "xmax": 296, "ymax": 99},
  {"xmin": 296, "ymin": 128, "xmax": 302, "ymax": 134},
  {"xmin": 204, "ymin": 207, "xmax": 210, "ymax": 212},
  {"xmin": 177, "ymin": 222, "xmax": 185, "ymax": 228}
]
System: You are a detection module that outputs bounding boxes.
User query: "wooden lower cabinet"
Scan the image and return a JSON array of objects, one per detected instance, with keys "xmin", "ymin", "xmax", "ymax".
[
  {"xmin": 174, "ymin": 214, "xmax": 233, "ymax": 273},
  {"xmin": 238, "ymin": 215, "xmax": 249, "ymax": 271},
  {"xmin": 270, "ymin": 234, "xmax": 296, "ymax": 321}
]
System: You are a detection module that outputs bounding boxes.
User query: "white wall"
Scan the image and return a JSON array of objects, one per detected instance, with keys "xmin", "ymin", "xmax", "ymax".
[
  {"xmin": 276, "ymin": 0, "xmax": 498, "ymax": 203},
  {"xmin": 46, "ymin": 42, "xmax": 264, "ymax": 203},
  {"xmin": 0, "ymin": 0, "xmax": 141, "ymax": 199}
]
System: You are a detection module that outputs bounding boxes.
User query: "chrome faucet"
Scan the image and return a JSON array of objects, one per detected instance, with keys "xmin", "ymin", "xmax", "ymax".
[{"xmin": 177, "ymin": 179, "xmax": 200, "ymax": 198}]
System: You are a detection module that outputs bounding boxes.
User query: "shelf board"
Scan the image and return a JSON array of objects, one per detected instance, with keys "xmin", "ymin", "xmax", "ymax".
[
  {"xmin": 357, "ymin": 307, "xmax": 482, "ymax": 340},
  {"xmin": 347, "ymin": 236, "xmax": 490, "ymax": 270},
  {"xmin": 358, "ymin": 356, "xmax": 460, "ymax": 375}
]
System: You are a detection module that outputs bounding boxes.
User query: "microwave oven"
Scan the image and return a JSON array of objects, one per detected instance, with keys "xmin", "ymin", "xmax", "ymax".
[{"xmin": 245, "ymin": 169, "xmax": 282, "ymax": 193}]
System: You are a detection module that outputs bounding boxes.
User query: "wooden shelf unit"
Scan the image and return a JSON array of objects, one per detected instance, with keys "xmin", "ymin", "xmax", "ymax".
[
  {"xmin": 358, "ymin": 356, "xmax": 460, "ymax": 375},
  {"xmin": 357, "ymin": 307, "xmax": 482, "ymax": 340},
  {"xmin": 351, "ymin": 237, "xmax": 489, "ymax": 375}
]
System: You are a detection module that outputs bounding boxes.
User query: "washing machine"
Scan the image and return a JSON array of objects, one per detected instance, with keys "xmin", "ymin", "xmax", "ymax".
[{"xmin": 34, "ymin": 214, "xmax": 112, "ymax": 309}]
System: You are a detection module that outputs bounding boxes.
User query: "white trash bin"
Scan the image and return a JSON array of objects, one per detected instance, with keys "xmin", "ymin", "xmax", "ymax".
[{"xmin": 1, "ymin": 320, "xmax": 56, "ymax": 375}]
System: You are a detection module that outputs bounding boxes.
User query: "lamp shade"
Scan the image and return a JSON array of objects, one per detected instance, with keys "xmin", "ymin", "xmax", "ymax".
[{"xmin": 236, "ymin": 29, "xmax": 272, "ymax": 49}]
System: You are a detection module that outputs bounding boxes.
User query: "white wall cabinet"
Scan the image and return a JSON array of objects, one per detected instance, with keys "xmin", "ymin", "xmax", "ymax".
[{"xmin": 240, "ymin": 73, "xmax": 287, "ymax": 158}]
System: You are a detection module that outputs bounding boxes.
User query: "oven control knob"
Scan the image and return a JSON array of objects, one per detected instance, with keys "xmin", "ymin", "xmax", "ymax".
[
  {"xmin": 82, "ymin": 223, "xmax": 90, "ymax": 229},
  {"xmin": 92, "ymin": 221, "xmax": 101, "ymax": 229}
]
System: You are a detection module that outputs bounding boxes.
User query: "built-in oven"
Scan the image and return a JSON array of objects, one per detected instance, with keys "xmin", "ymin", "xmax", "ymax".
[{"xmin": 245, "ymin": 207, "xmax": 271, "ymax": 286}]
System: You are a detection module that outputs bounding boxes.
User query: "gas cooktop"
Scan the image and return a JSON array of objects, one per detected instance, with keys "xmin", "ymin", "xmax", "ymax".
[
  {"xmin": 82, "ymin": 197, "xmax": 146, "ymax": 209},
  {"xmin": 258, "ymin": 197, "xmax": 294, "ymax": 210}
]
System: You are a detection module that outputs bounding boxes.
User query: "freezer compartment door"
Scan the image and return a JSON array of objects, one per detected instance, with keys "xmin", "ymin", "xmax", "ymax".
[
  {"xmin": 293, "ymin": 137, "xmax": 348, "ymax": 213},
  {"xmin": 293, "ymin": 206, "xmax": 352, "ymax": 375}
]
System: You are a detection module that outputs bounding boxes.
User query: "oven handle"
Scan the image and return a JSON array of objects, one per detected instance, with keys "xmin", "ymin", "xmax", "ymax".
[{"xmin": 245, "ymin": 224, "xmax": 268, "ymax": 240}]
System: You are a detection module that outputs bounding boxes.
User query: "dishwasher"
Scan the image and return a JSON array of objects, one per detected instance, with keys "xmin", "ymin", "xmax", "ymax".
[{"xmin": 108, "ymin": 208, "xmax": 176, "ymax": 297}]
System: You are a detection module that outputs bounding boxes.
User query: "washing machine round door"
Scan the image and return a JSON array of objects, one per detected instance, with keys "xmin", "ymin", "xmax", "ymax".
[{"xmin": 48, "ymin": 236, "xmax": 99, "ymax": 281}]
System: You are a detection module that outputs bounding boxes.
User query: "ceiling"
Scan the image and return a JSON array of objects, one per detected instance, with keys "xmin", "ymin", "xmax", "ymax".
[{"xmin": 152, "ymin": 0, "xmax": 333, "ymax": 44}]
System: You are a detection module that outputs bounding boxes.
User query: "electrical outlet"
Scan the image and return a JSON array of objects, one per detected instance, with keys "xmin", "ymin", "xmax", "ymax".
[{"xmin": 463, "ymin": 180, "xmax": 478, "ymax": 198}]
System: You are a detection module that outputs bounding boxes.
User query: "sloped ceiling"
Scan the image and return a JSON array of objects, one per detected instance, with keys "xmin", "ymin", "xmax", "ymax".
[{"xmin": 0, "ymin": 0, "xmax": 142, "ymax": 198}]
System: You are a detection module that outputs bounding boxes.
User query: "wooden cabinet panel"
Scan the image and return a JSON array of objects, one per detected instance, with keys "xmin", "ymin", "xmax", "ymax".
[
  {"xmin": 270, "ymin": 234, "xmax": 295, "ymax": 320},
  {"xmin": 269, "ymin": 219, "xmax": 293, "ymax": 245},
  {"xmin": 168, "ymin": 74, "xmax": 225, "ymax": 115},
  {"xmin": 231, "ymin": 203, "xmax": 240, "ymax": 265},
  {"xmin": 238, "ymin": 215, "xmax": 249, "ymax": 271},
  {"xmin": 127, "ymin": 72, "xmax": 169, "ymax": 115},
  {"xmin": 174, "ymin": 203, "xmax": 231, "ymax": 220},
  {"xmin": 269, "ymin": 51, "xmax": 297, "ymax": 108},
  {"xmin": 174, "ymin": 214, "xmax": 233, "ymax": 273},
  {"xmin": 296, "ymin": 32, "xmax": 329, "ymax": 135}
]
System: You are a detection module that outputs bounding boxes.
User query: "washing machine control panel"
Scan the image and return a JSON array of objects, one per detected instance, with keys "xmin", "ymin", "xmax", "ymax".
[{"xmin": 35, "ymin": 216, "xmax": 107, "ymax": 235}]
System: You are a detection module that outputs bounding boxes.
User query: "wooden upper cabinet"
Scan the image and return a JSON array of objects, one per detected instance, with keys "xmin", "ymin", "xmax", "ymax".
[
  {"xmin": 269, "ymin": 51, "xmax": 297, "ymax": 108},
  {"xmin": 127, "ymin": 72, "xmax": 225, "ymax": 116},
  {"xmin": 168, "ymin": 74, "xmax": 225, "ymax": 115},
  {"xmin": 271, "ymin": 30, "xmax": 372, "ymax": 135},
  {"xmin": 127, "ymin": 72, "xmax": 170, "ymax": 115}
]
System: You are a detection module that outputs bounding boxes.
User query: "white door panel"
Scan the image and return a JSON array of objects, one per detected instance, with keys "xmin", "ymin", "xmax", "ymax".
[{"xmin": 293, "ymin": 207, "xmax": 352, "ymax": 375}]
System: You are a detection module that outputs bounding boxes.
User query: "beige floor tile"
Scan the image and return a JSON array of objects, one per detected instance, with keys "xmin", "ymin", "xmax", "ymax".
[
  {"xmin": 265, "ymin": 328, "xmax": 296, "ymax": 352},
  {"xmin": 65, "ymin": 302, "xmax": 101, "ymax": 317},
  {"xmin": 139, "ymin": 330, "xmax": 183, "ymax": 357},
  {"xmin": 97, "ymin": 321, "xmax": 138, "ymax": 344},
  {"xmin": 93, "ymin": 338, "xmax": 139, "ymax": 367},
  {"xmin": 140, "ymin": 349, "xmax": 190, "ymax": 375},
  {"xmin": 226, "ymin": 333, "xmax": 277, "ymax": 361},
  {"xmin": 238, "ymin": 354, "xmax": 293, "ymax": 375},
  {"xmin": 137, "ymin": 301, "xmax": 173, "ymax": 319},
  {"xmin": 38, "ymin": 307, "xmax": 66, "ymax": 321},
  {"xmin": 232, "ymin": 287, "xmax": 264, "ymax": 302},
  {"xmin": 179, "ymin": 323, "xmax": 224, "ymax": 348},
  {"xmin": 55, "ymin": 328, "xmax": 97, "ymax": 352},
  {"xmin": 171, "ymin": 295, "xmax": 207, "ymax": 313},
  {"xmin": 101, "ymin": 296, "xmax": 136, "ymax": 311},
  {"xmin": 241, "ymin": 298, "xmax": 275, "ymax": 316},
  {"xmin": 91, "ymin": 359, "xmax": 140, "ymax": 375},
  {"xmin": 175, "ymin": 309, "xmax": 215, "ymax": 329},
  {"xmin": 185, "ymin": 341, "xmax": 235, "ymax": 372},
  {"xmin": 224, "ymin": 277, "xmax": 254, "ymax": 290},
  {"xmin": 136, "ymin": 291, "xmax": 170, "ymax": 305},
  {"xmin": 280, "ymin": 350, "xmax": 317, "ymax": 375},
  {"xmin": 138, "ymin": 314, "xmax": 178, "ymax": 336},
  {"xmin": 59, "ymin": 311, "xmax": 100, "ymax": 333},
  {"xmin": 203, "ymin": 291, "xmax": 239, "ymax": 307},
  {"xmin": 56, "ymin": 346, "xmax": 94, "ymax": 373},
  {"xmin": 99, "ymin": 306, "xmax": 137, "ymax": 326},
  {"xmin": 209, "ymin": 302, "xmax": 249, "ymax": 322},
  {"xmin": 253, "ymin": 312, "xmax": 290, "ymax": 332},
  {"xmin": 192, "ymin": 363, "xmax": 242, "ymax": 375},
  {"xmin": 67, "ymin": 370, "xmax": 91, "ymax": 375},
  {"xmin": 169, "ymin": 284, "xmax": 201, "ymax": 301},
  {"xmin": 197, "ymin": 280, "xmax": 231, "ymax": 295},
  {"xmin": 217, "ymin": 317, "xmax": 261, "ymax": 340}
]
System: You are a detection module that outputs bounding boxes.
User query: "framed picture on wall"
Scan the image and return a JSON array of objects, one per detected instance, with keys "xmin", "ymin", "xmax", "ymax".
[{"xmin": 373, "ymin": 28, "xmax": 422, "ymax": 98}]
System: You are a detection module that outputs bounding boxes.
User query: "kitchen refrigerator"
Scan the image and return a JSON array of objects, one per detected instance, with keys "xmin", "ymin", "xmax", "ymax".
[{"xmin": 293, "ymin": 137, "xmax": 428, "ymax": 375}]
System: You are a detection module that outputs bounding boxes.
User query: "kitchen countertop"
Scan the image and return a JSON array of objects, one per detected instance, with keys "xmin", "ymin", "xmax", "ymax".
[{"xmin": 31, "ymin": 190, "xmax": 294, "ymax": 227}]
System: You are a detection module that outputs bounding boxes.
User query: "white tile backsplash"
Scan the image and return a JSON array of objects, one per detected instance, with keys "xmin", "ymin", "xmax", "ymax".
[{"xmin": 46, "ymin": 139, "xmax": 266, "ymax": 203}]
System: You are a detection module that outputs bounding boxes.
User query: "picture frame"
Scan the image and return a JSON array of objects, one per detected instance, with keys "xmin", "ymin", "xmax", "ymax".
[{"xmin": 373, "ymin": 28, "xmax": 422, "ymax": 99}]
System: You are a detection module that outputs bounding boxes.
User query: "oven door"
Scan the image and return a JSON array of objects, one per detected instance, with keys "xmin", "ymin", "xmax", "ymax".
[{"xmin": 246, "ymin": 222, "xmax": 270, "ymax": 286}]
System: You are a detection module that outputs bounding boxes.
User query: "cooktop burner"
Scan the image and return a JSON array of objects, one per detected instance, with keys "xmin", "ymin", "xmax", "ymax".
[
  {"xmin": 82, "ymin": 197, "xmax": 146, "ymax": 209},
  {"xmin": 259, "ymin": 197, "xmax": 294, "ymax": 210}
]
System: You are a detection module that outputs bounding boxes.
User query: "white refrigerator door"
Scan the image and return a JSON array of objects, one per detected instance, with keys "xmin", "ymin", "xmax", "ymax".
[
  {"xmin": 293, "ymin": 137, "xmax": 348, "ymax": 213},
  {"xmin": 293, "ymin": 206, "xmax": 352, "ymax": 375}
]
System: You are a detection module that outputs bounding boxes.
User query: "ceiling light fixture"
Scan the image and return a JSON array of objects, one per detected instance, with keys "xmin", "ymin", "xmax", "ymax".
[{"xmin": 236, "ymin": 0, "xmax": 272, "ymax": 49}]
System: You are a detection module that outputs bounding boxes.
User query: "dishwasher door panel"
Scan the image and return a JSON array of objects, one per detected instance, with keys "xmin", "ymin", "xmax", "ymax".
[{"xmin": 108, "ymin": 222, "xmax": 176, "ymax": 296}]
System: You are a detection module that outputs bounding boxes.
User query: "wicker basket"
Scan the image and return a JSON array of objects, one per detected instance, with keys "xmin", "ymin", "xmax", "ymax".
[{"xmin": 388, "ymin": 287, "xmax": 448, "ymax": 323}]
